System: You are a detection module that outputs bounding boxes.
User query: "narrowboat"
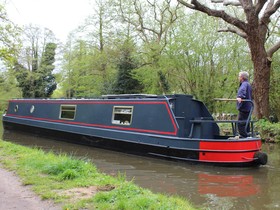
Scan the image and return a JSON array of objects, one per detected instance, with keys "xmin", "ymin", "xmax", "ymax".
[{"xmin": 2, "ymin": 94, "xmax": 267, "ymax": 166}]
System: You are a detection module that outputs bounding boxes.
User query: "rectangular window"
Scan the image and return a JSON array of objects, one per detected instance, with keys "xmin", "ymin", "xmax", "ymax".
[
  {"xmin": 112, "ymin": 106, "xmax": 133, "ymax": 125},
  {"xmin": 60, "ymin": 105, "xmax": 76, "ymax": 120}
]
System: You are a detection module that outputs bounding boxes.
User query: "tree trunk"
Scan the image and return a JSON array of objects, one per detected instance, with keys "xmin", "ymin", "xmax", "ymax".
[
  {"xmin": 247, "ymin": 32, "xmax": 271, "ymax": 119},
  {"xmin": 252, "ymin": 60, "xmax": 271, "ymax": 119}
]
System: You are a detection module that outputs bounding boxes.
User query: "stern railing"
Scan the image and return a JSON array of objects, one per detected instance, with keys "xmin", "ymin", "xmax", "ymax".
[{"xmin": 189, "ymin": 99, "xmax": 256, "ymax": 138}]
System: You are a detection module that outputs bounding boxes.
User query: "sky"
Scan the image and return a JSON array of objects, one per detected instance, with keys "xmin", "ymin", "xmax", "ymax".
[{"xmin": 6, "ymin": 0, "xmax": 93, "ymax": 42}]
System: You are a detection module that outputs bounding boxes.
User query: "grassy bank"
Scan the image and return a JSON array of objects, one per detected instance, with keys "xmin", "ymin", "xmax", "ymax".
[
  {"xmin": 255, "ymin": 120, "xmax": 280, "ymax": 143},
  {"xmin": 0, "ymin": 140, "xmax": 196, "ymax": 210}
]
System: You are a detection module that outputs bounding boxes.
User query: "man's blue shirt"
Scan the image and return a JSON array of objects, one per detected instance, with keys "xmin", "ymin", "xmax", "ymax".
[{"xmin": 237, "ymin": 80, "xmax": 252, "ymax": 112}]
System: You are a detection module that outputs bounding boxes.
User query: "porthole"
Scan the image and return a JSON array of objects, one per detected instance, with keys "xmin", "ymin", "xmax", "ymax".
[
  {"xmin": 30, "ymin": 105, "xmax": 35, "ymax": 113},
  {"xmin": 14, "ymin": 105, "xmax": 19, "ymax": 112}
]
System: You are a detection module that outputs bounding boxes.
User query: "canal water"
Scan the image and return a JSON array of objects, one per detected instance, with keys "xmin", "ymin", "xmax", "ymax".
[{"xmin": 0, "ymin": 121, "xmax": 279, "ymax": 209}]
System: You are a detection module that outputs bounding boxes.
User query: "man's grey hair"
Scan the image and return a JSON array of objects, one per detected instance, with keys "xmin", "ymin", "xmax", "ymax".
[{"xmin": 239, "ymin": 71, "xmax": 249, "ymax": 80}]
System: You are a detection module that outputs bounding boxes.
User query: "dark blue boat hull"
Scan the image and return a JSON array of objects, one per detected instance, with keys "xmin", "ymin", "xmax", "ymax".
[{"xmin": 3, "ymin": 121, "xmax": 262, "ymax": 167}]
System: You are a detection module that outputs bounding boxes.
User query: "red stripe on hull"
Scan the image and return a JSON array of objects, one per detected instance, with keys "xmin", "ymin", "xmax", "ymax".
[{"xmin": 199, "ymin": 140, "xmax": 262, "ymax": 163}]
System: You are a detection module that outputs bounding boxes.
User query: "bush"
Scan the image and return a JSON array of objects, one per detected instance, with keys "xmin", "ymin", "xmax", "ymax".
[
  {"xmin": 255, "ymin": 119, "xmax": 280, "ymax": 143},
  {"xmin": 0, "ymin": 100, "xmax": 8, "ymax": 113}
]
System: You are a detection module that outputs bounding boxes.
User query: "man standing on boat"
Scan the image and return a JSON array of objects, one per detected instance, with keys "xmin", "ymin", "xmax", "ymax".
[{"xmin": 237, "ymin": 71, "xmax": 252, "ymax": 138}]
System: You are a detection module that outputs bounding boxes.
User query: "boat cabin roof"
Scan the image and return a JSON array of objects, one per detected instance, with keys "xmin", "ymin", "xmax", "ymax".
[{"xmin": 10, "ymin": 94, "xmax": 194, "ymax": 101}]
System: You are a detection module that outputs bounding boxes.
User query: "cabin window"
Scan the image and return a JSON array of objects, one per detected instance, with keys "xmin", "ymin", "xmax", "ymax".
[
  {"xmin": 112, "ymin": 106, "xmax": 133, "ymax": 125},
  {"xmin": 60, "ymin": 105, "xmax": 76, "ymax": 120}
]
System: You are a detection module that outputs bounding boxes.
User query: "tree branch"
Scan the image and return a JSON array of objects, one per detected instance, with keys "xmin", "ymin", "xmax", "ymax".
[
  {"xmin": 218, "ymin": 27, "xmax": 247, "ymax": 38},
  {"xmin": 178, "ymin": 0, "xmax": 247, "ymax": 32},
  {"xmin": 177, "ymin": 0, "xmax": 195, "ymax": 9},
  {"xmin": 223, "ymin": 0, "xmax": 242, "ymax": 6},
  {"xmin": 133, "ymin": 1, "xmax": 155, "ymax": 42},
  {"xmin": 211, "ymin": 0, "xmax": 242, "ymax": 6},
  {"xmin": 147, "ymin": 0, "xmax": 160, "ymax": 24},
  {"xmin": 240, "ymin": 0, "xmax": 254, "ymax": 11},
  {"xmin": 211, "ymin": 0, "xmax": 223, "ymax": 3},
  {"xmin": 267, "ymin": 40, "xmax": 280, "ymax": 58},
  {"xmin": 261, "ymin": 0, "xmax": 280, "ymax": 23},
  {"xmin": 255, "ymin": 0, "xmax": 268, "ymax": 15}
]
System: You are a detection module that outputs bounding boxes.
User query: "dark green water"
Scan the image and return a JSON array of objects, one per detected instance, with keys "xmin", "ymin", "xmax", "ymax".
[{"xmin": 1, "ymin": 119, "xmax": 279, "ymax": 209}]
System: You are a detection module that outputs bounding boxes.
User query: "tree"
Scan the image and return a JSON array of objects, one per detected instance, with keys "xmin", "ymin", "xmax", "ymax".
[
  {"xmin": 61, "ymin": 33, "xmax": 117, "ymax": 98},
  {"xmin": 0, "ymin": 70, "xmax": 21, "ymax": 110},
  {"xmin": 14, "ymin": 25, "xmax": 57, "ymax": 98},
  {"xmin": 178, "ymin": 0, "xmax": 280, "ymax": 119},
  {"xmin": 0, "ymin": 2, "xmax": 22, "ymax": 105},
  {"xmin": 114, "ymin": 40, "xmax": 143, "ymax": 94},
  {"xmin": 14, "ymin": 62, "xmax": 33, "ymax": 98},
  {"xmin": 62, "ymin": 0, "xmax": 118, "ymax": 96},
  {"xmin": 35, "ymin": 42, "xmax": 57, "ymax": 97},
  {"xmin": 0, "ymin": 2, "xmax": 20, "ymax": 64},
  {"xmin": 117, "ymin": 0, "xmax": 180, "ymax": 93},
  {"xmin": 61, "ymin": 38, "xmax": 98, "ymax": 97}
]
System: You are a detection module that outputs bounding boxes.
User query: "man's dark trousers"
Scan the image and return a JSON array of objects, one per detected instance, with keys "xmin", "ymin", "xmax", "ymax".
[{"xmin": 238, "ymin": 111, "xmax": 250, "ymax": 137}]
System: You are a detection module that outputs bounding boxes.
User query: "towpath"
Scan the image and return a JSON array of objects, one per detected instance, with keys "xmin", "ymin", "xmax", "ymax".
[{"xmin": 0, "ymin": 166, "xmax": 61, "ymax": 210}]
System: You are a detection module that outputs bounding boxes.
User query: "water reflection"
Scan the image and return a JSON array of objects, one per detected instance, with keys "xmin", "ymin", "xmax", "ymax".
[
  {"xmin": 198, "ymin": 174, "xmax": 259, "ymax": 197},
  {"xmin": 1, "ymin": 124, "xmax": 280, "ymax": 209}
]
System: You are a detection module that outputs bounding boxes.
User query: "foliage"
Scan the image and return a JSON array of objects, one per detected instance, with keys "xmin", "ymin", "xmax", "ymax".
[
  {"xmin": 0, "ymin": 140, "xmax": 196, "ymax": 210},
  {"xmin": 113, "ymin": 0, "xmax": 181, "ymax": 94},
  {"xmin": 0, "ymin": 70, "xmax": 22, "ymax": 111},
  {"xmin": 269, "ymin": 53, "xmax": 280, "ymax": 122},
  {"xmin": 13, "ymin": 25, "xmax": 57, "ymax": 98},
  {"xmin": 35, "ymin": 42, "xmax": 57, "ymax": 97},
  {"xmin": 14, "ymin": 42, "xmax": 57, "ymax": 98},
  {"xmin": 0, "ymin": 2, "xmax": 22, "ymax": 105},
  {"xmin": 158, "ymin": 70, "xmax": 170, "ymax": 94},
  {"xmin": 0, "ymin": 3, "xmax": 21, "ymax": 64},
  {"xmin": 255, "ymin": 120, "xmax": 280, "ymax": 143},
  {"xmin": 14, "ymin": 62, "xmax": 34, "ymax": 98},
  {"xmin": 113, "ymin": 39, "xmax": 143, "ymax": 94},
  {"xmin": 61, "ymin": 38, "xmax": 117, "ymax": 97}
]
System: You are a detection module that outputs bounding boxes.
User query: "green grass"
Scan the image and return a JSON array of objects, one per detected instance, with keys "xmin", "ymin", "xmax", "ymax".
[{"xmin": 0, "ymin": 140, "xmax": 196, "ymax": 210}]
